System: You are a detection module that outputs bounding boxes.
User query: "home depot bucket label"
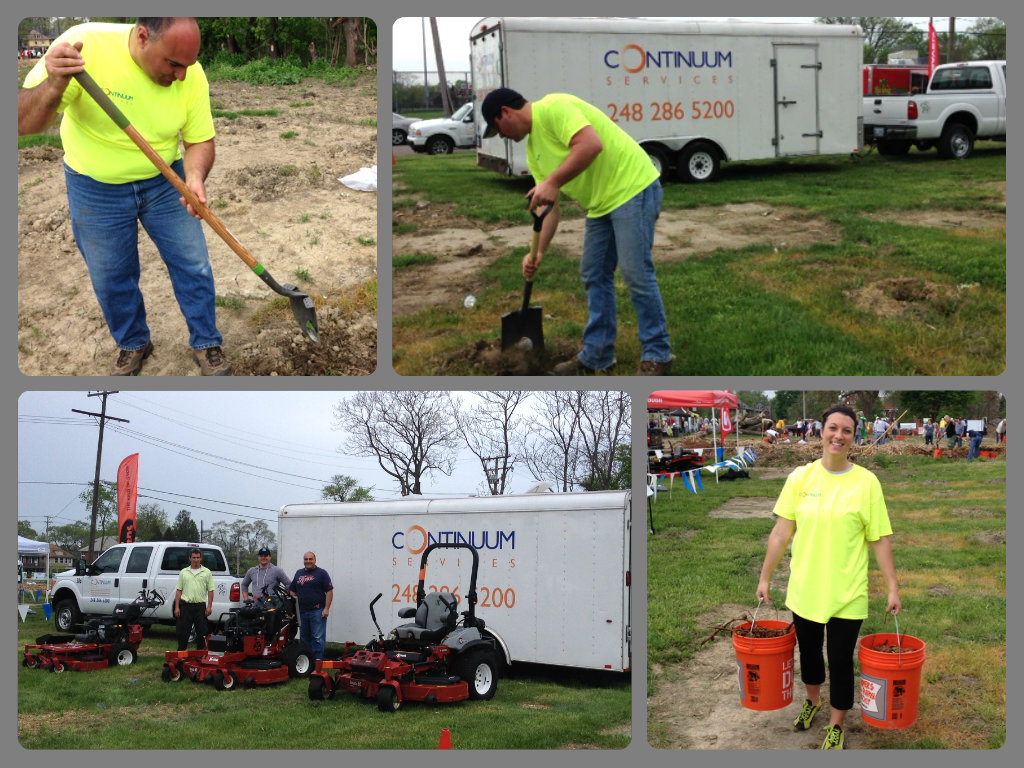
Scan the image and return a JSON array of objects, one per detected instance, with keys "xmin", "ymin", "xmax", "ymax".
[{"xmin": 861, "ymin": 672, "xmax": 887, "ymax": 721}]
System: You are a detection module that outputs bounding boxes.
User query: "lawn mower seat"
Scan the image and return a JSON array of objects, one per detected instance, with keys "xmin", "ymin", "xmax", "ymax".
[{"xmin": 394, "ymin": 592, "xmax": 458, "ymax": 643}]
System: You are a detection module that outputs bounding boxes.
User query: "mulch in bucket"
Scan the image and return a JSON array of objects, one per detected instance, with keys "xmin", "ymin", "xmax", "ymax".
[
  {"xmin": 859, "ymin": 632, "xmax": 926, "ymax": 729},
  {"xmin": 732, "ymin": 620, "xmax": 796, "ymax": 711}
]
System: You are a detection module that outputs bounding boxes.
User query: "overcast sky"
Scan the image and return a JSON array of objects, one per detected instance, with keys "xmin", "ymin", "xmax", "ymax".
[
  {"xmin": 18, "ymin": 391, "xmax": 556, "ymax": 541},
  {"xmin": 391, "ymin": 17, "xmax": 974, "ymax": 73}
]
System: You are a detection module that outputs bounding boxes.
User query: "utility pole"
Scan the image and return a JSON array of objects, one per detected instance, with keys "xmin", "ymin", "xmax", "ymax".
[
  {"xmin": 72, "ymin": 391, "xmax": 129, "ymax": 564},
  {"xmin": 947, "ymin": 17, "xmax": 956, "ymax": 62}
]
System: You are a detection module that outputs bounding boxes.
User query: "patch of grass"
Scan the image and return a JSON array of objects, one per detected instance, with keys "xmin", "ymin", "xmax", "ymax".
[
  {"xmin": 298, "ymin": 213, "xmax": 310, "ymax": 223},
  {"xmin": 289, "ymin": 101, "xmax": 314, "ymax": 107},
  {"xmin": 392, "ymin": 222, "xmax": 417, "ymax": 235},
  {"xmin": 357, "ymin": 118, "xmax": 377, "ymax": 127},
  {"xmin": 18, "ymin": 134, "xmax": 62, "ymax": 149},
  {"xmin": 293, "ymin": 268, "xmax": 311, "ymax": 282},
  {"xmin": 214, "ymin": 295, "xmax": 243, "ymax": 310},
  {"xmin": 279, "ymin": 165, "xmax": 298, "ymax": 177},
  {"xmin": 647, "ymin": 454, "xmax": 1005, "ymax": 750},
  {"xmin": 393, "ymin": 253, "xmax": 438, "ymax": 269},
  {"xmin": 356, "ymin": 236, "xmax": 375, "ymax": 246},
  {"xmin": 279, "ymin": 130, "xmax": 297, "ymax": 139},
  {"xmin": 392, "ymin": 148, "xmax": 1005, "ymax": 375},
  {"xmin": 212, "ymin": 108, "xmax": 279, "ymax": 119}
]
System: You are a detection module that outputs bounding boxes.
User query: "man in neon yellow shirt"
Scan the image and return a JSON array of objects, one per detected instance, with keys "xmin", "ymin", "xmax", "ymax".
[
  {"xmin": 19, "ymin": 18, "xmax": 229, "ymax": 375},
  {"xmin": 481, "ymin": 89, "xmax": 673, "ymax": 376},
  {"xmin": 757, "ymin": 404, "xmax": 900, "ymax": 749}
]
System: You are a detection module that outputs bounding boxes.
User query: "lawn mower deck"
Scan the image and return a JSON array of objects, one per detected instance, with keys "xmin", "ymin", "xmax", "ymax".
[
  {"xmin": 22, "ymin": 590, "xmax": 163, "ymax": 673},
  {"xmin": 308, "ymin": 542, "xmax": 499, "ymax": 711},
  {"xmin": 163, "ymin": 583, "xmax": 312, "ymax": 690}
]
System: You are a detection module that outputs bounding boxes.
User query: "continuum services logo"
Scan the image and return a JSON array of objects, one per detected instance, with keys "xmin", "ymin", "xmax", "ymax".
[
  {"xmin": 604, "ymin": 45, "xmax": 733, "ymax": 73},
  {"xmin": 392, "ymin": 525, "xmax": 516, "ymax": 554}
]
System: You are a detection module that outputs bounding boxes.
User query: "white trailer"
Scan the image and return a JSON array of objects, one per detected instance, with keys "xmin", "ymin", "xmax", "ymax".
[
  {"xmin": 279, "ymin": 490, "xmax": 631, "ymax": 672},
  {"xmin": 471, "ymin": 17, "xmax": 864, "ymax": 182}
]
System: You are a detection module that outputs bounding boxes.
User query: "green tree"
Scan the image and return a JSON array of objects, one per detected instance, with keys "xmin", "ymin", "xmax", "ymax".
[
  {"xmin": 891, "ymin": 391, "xmax": 979, "ymax": 420},
  {"xmin": 581, "ymin": 444, "xmax": 631, "ymax": 491},
  {"xmin": 816, "ymin": 17, "xmax": 921, "ymax": 64},
  {"xmin": 48, "ymin": 521, "xmax": 90, "ymax": 555},
  {"xmin": 965, "ymin": 18, "xmax": 1006, "ymax": 60},
  {"xmin": 18, "ymin": 520, "xmax": 39, "ymax": 539},
  {"xmin": 770, "ymin": 391, "xmax": 801, "ymax": 420},
  {"xmin": 134, "ymin": 502, "xmax": 169, "ymax": 541},
  {"xmin": 77, "ymin": 480, "xmax": 118, "ymax": 545},
  {"xmin": 322, "ymin": 474, "xmax": 375, "ymax": 502},
  {"xmin": 168, "ymin": 510, "xmax": 200, "ymax": 542}
]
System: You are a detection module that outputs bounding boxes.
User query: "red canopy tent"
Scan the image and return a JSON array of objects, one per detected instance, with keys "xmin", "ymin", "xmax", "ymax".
[{"xmin": 647, "ymin": 391, "xmax": 737, "ymax": 409}]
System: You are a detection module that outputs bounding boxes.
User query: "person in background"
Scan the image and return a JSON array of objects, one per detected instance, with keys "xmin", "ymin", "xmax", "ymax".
[{"xmin": 241, "ymin": 546, "xmax": 290, "ymax": 601}]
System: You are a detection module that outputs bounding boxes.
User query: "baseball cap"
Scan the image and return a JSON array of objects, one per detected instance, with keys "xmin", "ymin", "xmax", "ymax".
[
  {"xmin": 258, "ymin": 547, "xmax": 271, "ymax": 556},
  {"xmin": 481, "ymin": 87, "xmax": 524, "ymax": 138}
]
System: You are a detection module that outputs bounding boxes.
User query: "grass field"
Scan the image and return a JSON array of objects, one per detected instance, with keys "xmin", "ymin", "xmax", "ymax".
[
  {"xmin": 16, "ymin": 617, "xmax": 630, "ymax": 749},
  {"xmin": 393, "ymin": 147, "xmax": 1005, "ymax": 375},
  {"xmin": 647, "ymin": 449, "xmax": 1006, "ymax": 749}
]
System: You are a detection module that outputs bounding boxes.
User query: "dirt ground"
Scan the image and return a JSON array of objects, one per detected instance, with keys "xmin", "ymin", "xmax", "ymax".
[
  {"xmin": 392, "ymin": 194, "xmax": 1006, "ymax": 320},
  {"xmin": 18, "ymin": 71, "xmax": 378, "ymax": 376}
]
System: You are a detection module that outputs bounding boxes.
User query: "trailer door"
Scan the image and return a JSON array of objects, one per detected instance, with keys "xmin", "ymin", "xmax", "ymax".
[
  {"xmin": 772, "ymin": 45, "xmax": 821, "ymax": 156},
  {"xmin": 472, "ymin": 21, "xmax": 513, "ymax": 173}
]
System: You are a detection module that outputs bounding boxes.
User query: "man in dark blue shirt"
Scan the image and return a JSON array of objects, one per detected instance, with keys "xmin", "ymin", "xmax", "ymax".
[{"xmin": 289, "ymin": 552, "xmax": 333, "ymax": 660}]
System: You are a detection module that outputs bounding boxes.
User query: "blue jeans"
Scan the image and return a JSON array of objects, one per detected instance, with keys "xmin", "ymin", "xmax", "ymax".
[
  {"xmin": 299, "ymin": 608, "xmax": 327, "ymax": 660},
  {"xmin": 577, "ymin": 181, "xmax": 671, "ymax": 371},
  {"xmin": 967, "ymin": 435, "xmax": 983, "ymax": 461},
  {"xmin": 64, "ymin": 160, "xmax": 222, "ymax": 351}
]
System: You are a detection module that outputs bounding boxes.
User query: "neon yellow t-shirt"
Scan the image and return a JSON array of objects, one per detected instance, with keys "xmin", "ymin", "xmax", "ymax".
[
  {"xmin": 773, "ymin": 460, "xmax": 893, "ymax": 623},
  {"xmin": 23, "ymin": 23, "xmax": 215, "ymax": 184},
  {"xmin": 525, "ymin": 93, "xmax": 658, "ymax": 218}
]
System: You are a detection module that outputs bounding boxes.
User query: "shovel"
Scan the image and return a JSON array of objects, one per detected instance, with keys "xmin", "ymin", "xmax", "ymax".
[
  {"xmin": 73, "ymin": 70, "xmax": 319, "ymax": 345},
  {"xmin": 501, "ymin": 200, "xmax": 551, "ymax": 351}
]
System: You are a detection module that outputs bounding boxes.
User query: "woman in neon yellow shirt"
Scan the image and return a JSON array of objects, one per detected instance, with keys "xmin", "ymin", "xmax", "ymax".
[{"xmin": 757, "ymin": 404, "xmax": 901, "ymax": 750}]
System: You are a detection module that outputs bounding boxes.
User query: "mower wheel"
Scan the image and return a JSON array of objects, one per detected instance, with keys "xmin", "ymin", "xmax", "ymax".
[
  {"xmin": 281, "ymin": 641, "xmax": 314, "ymax": 678},
  {"xmin": 161, "ymin": 664, "xmax": 172, "ymax": 682},
  {"xmin": 109, "ymin": 642, "xmax": 137, "ymax": 667},
  {"xmin": 189, "ymin": 668, "xmax": 199, "ymax": 682},
  {"xmin": 51, "ymin": 660, "xmax": 65, "ymax": 673},
  {"xmin": 376, "ymin": 685, "xmax": 401, "ymax": 713},
  {"xmin": 216, "ymin": 671, "xmax": 236, "ymax": 691},
  {"xmin": 308, "ymin": 676, "xmax": 328, "ymax": 701},
  {"xmin": 24, "ymin": 655, "xmax": 40, "ymax": 669},
  {"xmin": 455, "ymin": 648, "xmax": 499, "ymax": 700}
]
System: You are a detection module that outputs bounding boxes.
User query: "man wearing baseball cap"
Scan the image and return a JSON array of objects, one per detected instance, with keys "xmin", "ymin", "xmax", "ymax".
[
  {"xmin": 481, "ymin": 87, "xmax": 673, "ymax": 375},
  {"xmin": 241, "ymin": 546, "xmax": 290, "ymax": 601}
]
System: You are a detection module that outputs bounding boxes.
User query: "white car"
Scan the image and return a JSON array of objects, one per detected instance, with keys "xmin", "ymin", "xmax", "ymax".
[
  {"xmin": 392, "ymin": 112, "xmax": 418, "ymax": 146},
  {"xmin": 407, "ymin": 102, "xmax": 476, "ymax": 155}
]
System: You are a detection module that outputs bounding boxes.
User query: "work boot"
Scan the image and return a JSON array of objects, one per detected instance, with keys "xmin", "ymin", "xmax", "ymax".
[
  {"xmin": 637, "ymin": 359, "xmax": 673, "ymax": 376},
  {"xmin": 110, "ymin": 341, "xmax": 154, "ymax": 376},
  {"xmin": 552, "ymin": 358, "xmax": 598, "ymax": 376},
  {"xmin": 192, "ymin": 346, "xmax": 231, "ymax": 376}
]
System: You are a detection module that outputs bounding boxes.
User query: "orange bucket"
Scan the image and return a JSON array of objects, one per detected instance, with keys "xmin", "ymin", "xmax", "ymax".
[
  {"xmin": 732, "ymin": 620, "xmax": 796, "ymax": 711},
  {"xmin": 933, "ymin": 448, "xmax": 943, "ymax": 458},
  {"xmin": 859, "ymin": 632, "xmax": 926, "ymax": 729}
]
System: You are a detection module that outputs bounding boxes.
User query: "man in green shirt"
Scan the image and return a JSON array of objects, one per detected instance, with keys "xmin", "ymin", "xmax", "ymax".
[
  {"xmin": 173, "ymin": 547, "xmax": 214, "ymax": 650},
  {"xmin": 481, "ymin": 88, "xmax": 673, "ymax": 375}
]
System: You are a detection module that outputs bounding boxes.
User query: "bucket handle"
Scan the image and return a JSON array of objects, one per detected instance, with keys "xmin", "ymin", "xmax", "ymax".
[
  {"xmin": 748, "ymin": 597, "xmax": 763, "ymax": 652},
  {"xmin": 882, "ymin": 609, "xmax": 904, "ymax": 669}
]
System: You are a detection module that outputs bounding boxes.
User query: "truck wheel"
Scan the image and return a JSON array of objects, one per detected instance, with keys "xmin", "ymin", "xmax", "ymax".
[
  {"xmin": 108, "ymin": 642, "xmax": 137, "ymax": 667},
  {"xmin": 455, "ymin": 648, "xmax": 499, "ymax": 700},
  {"xmin": 876, "ymin": 140, "xmax": 912, "ymax": 156},
  {"xmin": 643, "ymin": 145, "xmax": 670, "ymax": 181},
  {"xmin": 677, "ymin": 141, "xmax": 720, "ymax": 183},
  {"xmin": 54, "ymin": 599, "xmax": 82, "ymax": 633},
  {"xmin": 281, "ymin": 641, "xmax": 314, "ymax": 678},
  {"xmin": 938, "ymin": 122, "xmax": 974, "ymax": 159},
  {"xmin": 376, "ymin": 685, "xmax": 401, "ymax": 712},
  {"xmin": 426, "ymin": 135, "xmax": 454, "ymax": 155},
  {"xmin": 392, "ymin": 128, "xmax": 408, "ymax": 146}
]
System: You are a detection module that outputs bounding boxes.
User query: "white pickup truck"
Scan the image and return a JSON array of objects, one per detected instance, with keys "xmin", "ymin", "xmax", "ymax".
[
  {"xmin": 863, "ymin": 60, "xmax": 1006, "ymax": 158},
  {"xmin": 407, "ymin": 102, "xmax": 477, "ymax": 155},
  {"xmin": 49, "ymin": 542, "xmax": 243, "ymax": 632}
]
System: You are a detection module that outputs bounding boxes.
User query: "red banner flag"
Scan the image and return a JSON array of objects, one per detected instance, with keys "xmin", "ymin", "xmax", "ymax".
[
  {"xmin": 721, "ymin": 407, "xmax": 733, "ymax": 434},
  {"xmin": 117, "ymin": 453, "xmax": 139, "ymax": 543},
  {"xmin": 927, "ymin": 23, "xmax": 939, "ymax": 78}
]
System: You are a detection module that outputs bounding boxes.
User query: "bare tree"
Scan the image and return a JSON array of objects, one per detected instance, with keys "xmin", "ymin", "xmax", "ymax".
[
  {"xmin": 576, "ymin": 391, "xmax": 631, "ymax": 490},
  {"xmin": 452, "ymin": 391, "xmax": 530, "ymax": 495},
  {"xmin": 332, "ymin": 391, "xmax": 461, "ymax": 496}
]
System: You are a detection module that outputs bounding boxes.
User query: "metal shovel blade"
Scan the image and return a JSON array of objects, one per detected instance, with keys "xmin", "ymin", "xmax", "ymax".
[
  {"xmin": 501, "ymin": 280, "xmax": 544, "ymax": 351},
  {"xmin": 259, "ymin": 273, "xmax": 319, "ymax": 345}
]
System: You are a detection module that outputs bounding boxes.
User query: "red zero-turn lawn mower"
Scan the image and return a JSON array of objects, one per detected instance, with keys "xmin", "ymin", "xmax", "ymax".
[
  {"xmin": 23, "ymin": 589, "xmax": 164, "ymax": 672},
  {"xmin": 163, "ymin": 583, "xmax": 313, "ymax": 690},
  {"xmin": 308, "ymin": 542, "xmax": 500, "ymax": 711}
]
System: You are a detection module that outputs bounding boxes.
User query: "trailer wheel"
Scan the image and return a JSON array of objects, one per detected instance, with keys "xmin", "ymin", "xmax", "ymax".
[
  {"xmin": 108, "ymin": 642, "xmax": 137, "ymax": 667},
  {"xmin": 455, "ymin": 648, "xmax": 499, "ymax": 700},
  {"xmin": 376, "ymin": 685, "xmax": 401, "ymax": 712},
  {"xmin": 938, "ymin": 122, "xmax": 974, "ymax": 159},
  {"xmin": 54, "ymin": 599, "xmax": 82, "ymax": 633},
  {"xmin": 308, "ymin": 676, "xmax": 328, "ymax": 701},
  {"xmin": 281, "ymin": 641, "xmax": 314, "ymax": 678},
  {"xmin": 426, "ymin": 135, "xmax": 454, "ymax": 155},
  {"xmin": 677, "ymin": 141, "xmax": 721, "ymax": 183},
  {"xmin": 643, "ymin": 145, "xmax": 670, "ymax": 181}
]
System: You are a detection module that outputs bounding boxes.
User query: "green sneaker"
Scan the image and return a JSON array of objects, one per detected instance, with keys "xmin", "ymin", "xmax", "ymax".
[
  {"xmin": 821, "ymin": 724, "xmax": 845, "ymax": 750},
  {"xmin": 793, "ymin": 699, "xmax": 821, "ymax": 731}
]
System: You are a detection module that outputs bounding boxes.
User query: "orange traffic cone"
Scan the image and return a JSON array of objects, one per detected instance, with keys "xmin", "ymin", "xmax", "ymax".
[{"xmin": 438, "ymin": 728, "xmax": 451, "ymax": 749}]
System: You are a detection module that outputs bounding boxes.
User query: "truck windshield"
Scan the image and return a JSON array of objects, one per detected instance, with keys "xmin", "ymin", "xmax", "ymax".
[{"xmin": 451, "ymin": 103, "xmax": 473, "ymax": 121}]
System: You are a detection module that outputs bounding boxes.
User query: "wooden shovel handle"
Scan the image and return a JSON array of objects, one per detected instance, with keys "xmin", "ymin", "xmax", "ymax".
[{"xmin": 73, "ymin": 70, "xmax": 260, "ymax": 271}]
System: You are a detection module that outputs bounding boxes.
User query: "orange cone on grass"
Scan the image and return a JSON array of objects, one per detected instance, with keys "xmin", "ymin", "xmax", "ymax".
[{"xmin": 438, "ymin": 728, "xmax": 451, "ymax": 749}]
